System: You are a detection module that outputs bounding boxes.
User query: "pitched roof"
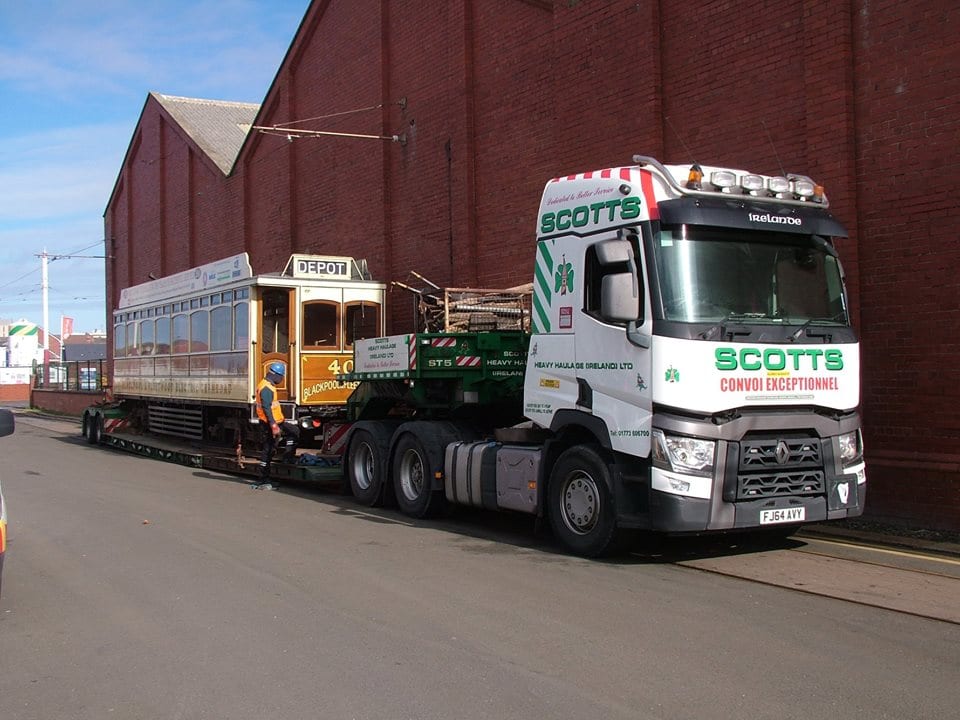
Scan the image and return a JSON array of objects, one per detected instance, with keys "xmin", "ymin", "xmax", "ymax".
[{"xmin": 152, "ymin": 92, "xmax": 260, "ymax": 174}]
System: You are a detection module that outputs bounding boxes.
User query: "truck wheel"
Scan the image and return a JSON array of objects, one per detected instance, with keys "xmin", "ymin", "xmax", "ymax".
[
  {"xmin": 346, "ymin": 425, "xmax": 391, "ymax": 506},
  {"xmin": 392, "ymin": 429, "xmax": 445, "ymax": 519},
  {"xmin": 547, "ymin": 445, "xmax": 620, "ymax": 557}
]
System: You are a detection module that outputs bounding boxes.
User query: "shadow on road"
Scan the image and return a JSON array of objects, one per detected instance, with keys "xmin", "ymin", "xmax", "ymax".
[{"xmin": 184, "ymin": 469, "xmax": 803, "ymax": 565}]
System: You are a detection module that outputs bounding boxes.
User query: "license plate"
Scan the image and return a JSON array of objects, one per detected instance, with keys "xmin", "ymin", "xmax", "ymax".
[{"xmin": 760, "ymin": 507, "xmax": 805, "ymax": 525}]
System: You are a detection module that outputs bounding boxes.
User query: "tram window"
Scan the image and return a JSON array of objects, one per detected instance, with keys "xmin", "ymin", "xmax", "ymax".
[
  {"xmin": 190, "ymin": 310, "xmax": 209, "ymax": 352},
  {"xmin": 172, "ymin": 314, "xmax": 189, "ymax": 353},
  {"xmin": 123, "ymin": 322, "xmax": 136, "ymax": 356},
  {"xmin": 114, "ymin": 327, "xmax": 125, "ymax": 357},
  {"xmin": 139, "ymin": 319, "xmax": 155, "ymax": 355},
  {"xmin": 155, "ymin": 316, "xmax": 171, "ymax": 354},
  {"xmin": 302, "ymin": 301, "xmax": 339, "ymax": 349},
  {"xmin": 345, "ymin": 302, "xmax": 380, "ymax": 347},
  {"xmin": 234, "ymin": 302, "xmax": 249, "ymax": 350},
  {"xmin": 210, "ymin": 306, "xmax": 232, "ymax": 351}
]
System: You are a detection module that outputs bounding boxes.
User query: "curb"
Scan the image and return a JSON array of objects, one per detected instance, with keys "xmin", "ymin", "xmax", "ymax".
[{"xmin": 799, "ymin": 524, "xmax": 960, "ymax": 560}]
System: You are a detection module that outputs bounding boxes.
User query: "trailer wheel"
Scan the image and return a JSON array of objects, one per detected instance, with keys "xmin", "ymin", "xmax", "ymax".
[
  {"xmin": 346, "ymin": 425, "xmax": 392, "ymax": 506},
  {"xmin": 393, "ymin": 429, "xmax": 445, "ymax": 519},
  {"xmin": 84, "ymin": 411, "xmax": 101, "ymax": 445},
  {"xmin": 547, "ymin": 445, "xmax": 620, "ymax": 557}
]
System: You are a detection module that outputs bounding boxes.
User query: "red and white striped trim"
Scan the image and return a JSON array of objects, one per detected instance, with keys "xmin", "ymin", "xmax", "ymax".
[
  {"xmin": 103, "ymin": 417, "xmax": 130, "ymax": 434},
  {"xmin": 456, "ymin": 356, "xmax": 481, "ymax": 368},
  {"xmin": 408, "ymin": 335, "xmax": 417, "ymax": 370},
  {"xmin": 550, "ymin": 167, "xmax": 635, "ymax": 183},
  {"xmin": 323, "ymin": 423, "xmax": 351, "ymax": 455},
  {"xmin": 430, "ymin": 337, "xmax": 457, "ymax": 348}
]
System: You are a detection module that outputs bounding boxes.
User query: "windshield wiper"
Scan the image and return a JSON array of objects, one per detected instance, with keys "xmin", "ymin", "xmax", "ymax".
[
  {"xmin": 789, "ymin": 312, "xmax": 847, "ymax": 342},
  {"xmin": 698, "ymin": 312, "xmax": 767, "ymax": 341}
]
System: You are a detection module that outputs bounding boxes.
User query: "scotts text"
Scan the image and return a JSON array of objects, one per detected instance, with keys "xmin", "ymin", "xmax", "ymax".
[{"xmin": 540, "ymin": 196, "xmax": 642, "ymax": 234}]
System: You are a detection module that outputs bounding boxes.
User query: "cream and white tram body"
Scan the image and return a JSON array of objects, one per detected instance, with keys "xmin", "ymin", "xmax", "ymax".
[{"xmin": 111, "ymin": 253, "xmax": 386, "ymax": 449}]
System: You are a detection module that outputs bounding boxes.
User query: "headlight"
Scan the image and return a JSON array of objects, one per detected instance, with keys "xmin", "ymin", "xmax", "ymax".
[
  {"xmin": 838, "ymin": 430, "xmax": 863, "ymax": 466},
  {"xmin": 652, "ymin": 429, "xmax": 716, "ymax": 477}
]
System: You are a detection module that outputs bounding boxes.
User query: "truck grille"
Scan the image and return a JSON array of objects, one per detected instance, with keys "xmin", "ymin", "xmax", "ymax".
[{"xmin": 731, "ymin": 437, "xmax": 825, "ymax": 500}]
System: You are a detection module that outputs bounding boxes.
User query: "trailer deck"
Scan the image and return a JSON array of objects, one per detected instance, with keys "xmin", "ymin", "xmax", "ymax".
[{"xmin": 97, "ymin": 430, "xmax": 344, "ymax": 485}]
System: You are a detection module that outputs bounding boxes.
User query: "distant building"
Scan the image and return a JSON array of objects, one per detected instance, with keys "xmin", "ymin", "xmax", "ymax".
[
  {"xmin": 63, "ymin": 333, "xmax": 107, "ymax": 362},
  {"xmin": 0, "ymin": 319, "xmax": 64, "ymax": 367}
]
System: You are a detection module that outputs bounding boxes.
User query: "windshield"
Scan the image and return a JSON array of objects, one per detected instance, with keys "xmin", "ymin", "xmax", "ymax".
[{"xmin": 652, "ymin": 226, "xmax": 848, "ymax": 324}]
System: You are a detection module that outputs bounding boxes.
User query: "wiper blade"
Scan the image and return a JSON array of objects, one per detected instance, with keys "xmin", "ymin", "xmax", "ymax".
[
  {"xmin": 698, "ymin": 312, "xmax": 767, "ymax": 341},
  {"xmin": 789, "ymin": 313, "xmax": 847, "ymax": 342}
]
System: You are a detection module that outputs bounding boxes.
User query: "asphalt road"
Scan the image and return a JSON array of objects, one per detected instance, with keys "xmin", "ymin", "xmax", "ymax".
[{"xmin": 1, "ymin": 413, "xmax": 958, "ymax": 720}]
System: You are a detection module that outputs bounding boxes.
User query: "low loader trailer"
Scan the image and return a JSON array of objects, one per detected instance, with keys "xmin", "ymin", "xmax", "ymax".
[{"xmin": 86, "ymin": 405, "xmax": 343, "ymax": 485}]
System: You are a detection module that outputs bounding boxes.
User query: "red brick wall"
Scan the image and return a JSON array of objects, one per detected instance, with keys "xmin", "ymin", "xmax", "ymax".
[
  {"xmin": 0, "ymin": 384, "xmax": 30, "ymax": 403},
  {"xmin": 103, "ymin": 0, "xmax": 960, "ymax": 530},
  {"xmin": 30, "ymin": 389, "xmax": 106, "ymax": 417},
  {"xmin": 853, "ymin": 0, "xmax": 960, "ymax": 529}
]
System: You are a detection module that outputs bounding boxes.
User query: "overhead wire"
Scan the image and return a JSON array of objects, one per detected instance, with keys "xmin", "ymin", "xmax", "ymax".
[{"xmin": 13, "ymin": 6, "xmax": 559, "ymax": 304}]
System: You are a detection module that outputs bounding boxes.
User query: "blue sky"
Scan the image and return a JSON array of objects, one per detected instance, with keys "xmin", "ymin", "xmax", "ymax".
[{"xmin": 0, "ymin": 0, "xmax": 309, "ymax": 335}]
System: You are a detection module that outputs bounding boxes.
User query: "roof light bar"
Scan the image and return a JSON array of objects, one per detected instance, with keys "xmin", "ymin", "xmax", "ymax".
[{"xmin": 631, "ymin": 155, "xmax": 830, "ymax": 208}]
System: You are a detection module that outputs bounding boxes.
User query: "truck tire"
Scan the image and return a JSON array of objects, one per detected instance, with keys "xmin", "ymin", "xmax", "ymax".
[
  {"xmin": 346, "ymin": 424, "xmax": 393, "ymax": 506},
  {"xmin": 547, "ymin": 445, "xmax": 621, "ymax": 557},
  {"xmin": 392, "ymin": 424, "xmax": 448, "ymax": 519}
]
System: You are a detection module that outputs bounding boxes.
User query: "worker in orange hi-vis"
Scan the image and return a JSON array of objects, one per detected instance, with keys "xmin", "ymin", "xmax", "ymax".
[{"xmin": 252, "ymin": 362, "xmax": 299, "ymax": 490}]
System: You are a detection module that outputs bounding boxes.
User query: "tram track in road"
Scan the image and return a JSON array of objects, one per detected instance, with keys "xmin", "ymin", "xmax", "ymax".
[
  {"xmin": 791, "ymin": 535, "xmax": 960, "ymax": 580},
  {"xmin": 661, "ymin": 533, "xmax": 960, "ymax": 625}
]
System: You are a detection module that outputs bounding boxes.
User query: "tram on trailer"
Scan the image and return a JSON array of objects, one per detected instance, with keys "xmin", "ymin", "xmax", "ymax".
[{"xmin": 106, "ymin": 253, "xmax": 386, "ymax": 450}]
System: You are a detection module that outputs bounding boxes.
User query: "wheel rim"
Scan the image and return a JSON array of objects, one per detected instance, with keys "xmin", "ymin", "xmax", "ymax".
[
  {"xmin": 398, "ymin": 447, "xmax": 425, "ymax": 502},
  {"xmin": 560, "ymin": 470, "xmax": 600, "ymax": 536},
  {"xmin": 351, "ymin": 441, "xmax": 375, "ymax": 491}
]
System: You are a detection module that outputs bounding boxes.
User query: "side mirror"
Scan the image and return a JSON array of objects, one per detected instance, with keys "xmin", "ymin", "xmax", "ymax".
[
  {"xmin": 601, "ymin": 273, "xmax": 639, "ymax": 322},
  {"xmin": 0, "ymin": 408, "xmax": 15, "ymax": 438},
  {"xmin": 595, "ymin": 239, "xmax": 633, "ymax": 265}
]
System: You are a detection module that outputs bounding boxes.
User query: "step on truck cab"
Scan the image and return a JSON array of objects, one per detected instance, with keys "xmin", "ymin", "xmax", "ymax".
[{"xmin": 349, "ymin": 155, "xmax": 865, "ymax": 556}]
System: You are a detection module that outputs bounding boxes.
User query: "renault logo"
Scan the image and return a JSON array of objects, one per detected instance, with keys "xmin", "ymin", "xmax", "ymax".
[{"xmin": 775, "ymin": 440, "xmax": 790, "ymax": 465}]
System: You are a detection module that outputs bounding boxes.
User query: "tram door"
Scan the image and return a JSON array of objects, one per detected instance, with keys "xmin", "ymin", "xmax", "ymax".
[{"xmin": 257, "ymin": 287, "xmax": 295, "ymax": 401}]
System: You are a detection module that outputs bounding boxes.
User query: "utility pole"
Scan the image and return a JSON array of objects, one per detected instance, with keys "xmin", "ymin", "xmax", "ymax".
[
  {"xmin": 41, "ymin": 248, "xmax": 49, "ymax": 361},
  {"xmin": 35, "ymin": 249, "xmax": 110, "ymax": 363}
]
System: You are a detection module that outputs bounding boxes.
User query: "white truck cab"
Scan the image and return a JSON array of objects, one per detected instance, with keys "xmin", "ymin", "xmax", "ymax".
[{"xmin": 524, "ymin": 156, "xmax": 865, "ymax": 537}]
